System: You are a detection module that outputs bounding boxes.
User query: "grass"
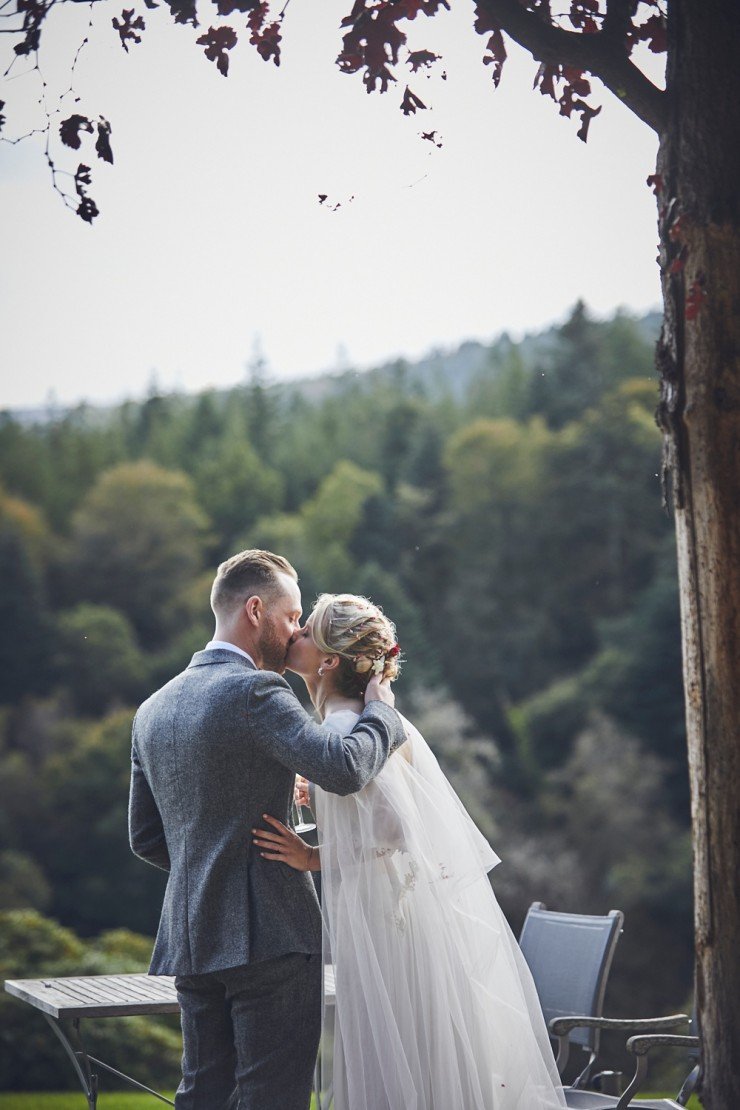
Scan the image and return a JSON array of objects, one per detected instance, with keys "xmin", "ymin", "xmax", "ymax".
[
  {"xmin": 0, "ymin": 1095, "xmax": 700, "ymax": 1109},
  {"xmin": 0, "ymin": 1097, "xmax": 322, "ymax": 1109}
]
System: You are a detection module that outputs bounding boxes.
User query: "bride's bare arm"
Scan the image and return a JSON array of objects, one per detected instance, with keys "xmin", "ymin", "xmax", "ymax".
[{"xmin": 252, "ymin": 814, "xmax": 321, "ymax": 872}]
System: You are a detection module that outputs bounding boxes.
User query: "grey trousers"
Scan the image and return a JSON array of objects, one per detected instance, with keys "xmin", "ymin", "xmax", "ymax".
[{"xmin": 174, "ymin": 951, "xmax": 322, "ymax": 1110}]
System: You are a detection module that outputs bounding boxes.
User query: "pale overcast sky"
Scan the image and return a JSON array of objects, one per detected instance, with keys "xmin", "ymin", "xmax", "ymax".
[{"xmin": 1, "ymin": 1, "xmax": 663, "ymax": 409}]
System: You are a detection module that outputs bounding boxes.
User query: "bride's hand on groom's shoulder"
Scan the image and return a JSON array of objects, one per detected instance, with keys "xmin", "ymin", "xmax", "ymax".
[
  {"xmin": 252, "ymin": 814, "xmax": 315, "ymax": 871},
  {"xmin": 365, "ymin": 675, "xmax": 395, "ymax": 708}
]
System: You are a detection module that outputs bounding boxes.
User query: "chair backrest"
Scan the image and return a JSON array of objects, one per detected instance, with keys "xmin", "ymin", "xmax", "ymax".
[{"xmin": 519, "ymin": 902, "xmax": 624, "ymax": 1053}]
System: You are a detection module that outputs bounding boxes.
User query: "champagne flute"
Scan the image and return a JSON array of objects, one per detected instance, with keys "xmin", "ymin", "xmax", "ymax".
[{"xmin": 292, "ymin": 776, "xmax": 316, "ymax": 835}]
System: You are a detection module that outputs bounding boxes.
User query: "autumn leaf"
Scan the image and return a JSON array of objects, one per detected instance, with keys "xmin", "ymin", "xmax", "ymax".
[
  {"xmin": 73, "ymin": 163, "xmax": 99, "ymax": 223},
  {"xmin": 401, "ymin": 86, "xmax": 426, "ymax": 115},
  {"xmin": 164, "ymin": 0, "xmax": 198, "ymax": 27},
  {"xmin": 473, "ymin": 4, "xmax": 507, "ymax": 88},
  {"xmin": 568, "ymin": 0, "xmax": 600, "ymax": 33},
  {"xmin": 74, "ymin": 164, "xmax": 92, "ymax": 191},
  {"xmin": 249, "ymin": 19, "xmax": 281, "ymax": 65},
  {"xmin": 60, "ymin": 115, "xmax": 94, "ymax": 150},
  {"xmin": 407, "ymin": 49, "xmax": 440, "ymax": 72},
  {"xmin": 96, "ymin": 118, "xmax": 114, "ymax": 163},
  {"xmin": 196, "ymin": 25, "xmax": 238, "ymax": 75},
  {"xmin": 214, "ymin": 0, "xmax": 262, "ymax": 13},
  {"xmin": 111, "ymin": 8, "xmax": 146, "ymax": 51},
  {"xmin": 13, "ymin": 0, "xmax": 45, "ymax": 56},
  {"xmin": 77, "ymin": 196, "xmax": 100, "ymax": 223},
  {"xmin": 629, "ymin": 12, "xmax": 667, "ymax": 54},
  {"xmin": 337, "ymin": 3, "xmax": 407, "ymax": 93},
  {"xmin": 421, "ymin": 129, "xmax": 442, "ymax": 148}
]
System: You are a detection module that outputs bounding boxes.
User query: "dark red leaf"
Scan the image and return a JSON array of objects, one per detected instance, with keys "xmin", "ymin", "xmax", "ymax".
[
  {"xmin": 73, "ymin": 163, "xmax": 99, "ymax": 222},
  {"xmin": 74, "ymin": 163, "xmax": 92, "ymax": 192},
  {"xmin": 400, "ymin": 85, "xmax": 427, "ymax": 115},
  {"xmin": 473, "ymin": 4, "xmax": 507, "ymax": 87},
  {"xmin": 407, "ymin": 48, "xmax": 440, "ymax": 72},
  {"xmin": 576, "ymin": 101, "xmax": 600, "ymax": 141},
  {"xmin": 77, "ymin": 196, "xmax": 99, "ymax": 223},
  {"xmin": 568, "ymin": 0, "xmax": 600, "ymax": 31},
  {"xmin": 421, "ymin": 129, "xmax": 442, "ymax": 148},
  {"xmin": 112, "ymin": 8, "xmax": 146, "ymax": 50},
  {"xmin": 214, "ymin": 0, "xmax": 261, "ymax": 13},
  {"xmin": 13, "ymin": 0, "xmax": 44, "ymax": 57},
  {"xmin": 95, "ymin": 118, "xmax": 114, "ymax": 164},
  {"xmin": 249, "ymin": 19, "xmax": 281, "ymax": 65},
  {"xmin": 336, "ymin": 2, "xmax": 408, "ymax": 93},
  {"xmin": 164, "ymin": 0, "xmax": 198, "ymax": 26},
  {"xmin": 245, "ymin": 0, "xmax": 268, "ymax": 29},
  {"xmin": 60, "ymin": 114, "xmax": 93, "ymax": 150},
  {"xmin": 534, "ymin": 62, "xmax": 558, "ymax": 101},
  {"xmin": 196, "ymin": 25, "xmax": 238, "ymax": 75},
  {"xmin": 634, "ymin": 12, "xmax": 667, "ymax": 53}
]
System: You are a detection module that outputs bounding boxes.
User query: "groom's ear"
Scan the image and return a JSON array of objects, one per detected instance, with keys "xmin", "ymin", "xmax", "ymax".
[{"xmin": 245, "ymin": 594, "xmax": 262, "ymax": 627}]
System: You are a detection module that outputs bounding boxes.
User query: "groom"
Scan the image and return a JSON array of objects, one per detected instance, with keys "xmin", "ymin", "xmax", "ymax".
[{"xmin": 129, "ymin": 549, "xmax": 404, "ymax": 1110}]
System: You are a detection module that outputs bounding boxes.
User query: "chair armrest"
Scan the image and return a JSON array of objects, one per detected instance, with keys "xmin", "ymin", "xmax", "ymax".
[
  {"xmin": 549, "ymin": 1013, "xmax": 689, "ymax": 1037},
  {"xmin": 627, "ymin": 1033, "xmax": 700, "ymax": 1056}
]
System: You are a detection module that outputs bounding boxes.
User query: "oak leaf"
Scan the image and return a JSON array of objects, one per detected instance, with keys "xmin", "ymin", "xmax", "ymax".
[
  {"xmin": 96, "ymin": 118, "xmax": 114, "ymax": 164},
  {"xmin": 400, "ymin": 86, "xmax": 427, "ymax": 115},
  {"xmin": 111, "ymin": 8, "xmax": 146, "ymax": 50},
  {"xmin": 60, "ymin": 115, "xmax": 94, "ymax": 150},
  {"xmin": 196, "ymin": 25, "xmax": 238, "ymax": 75}
]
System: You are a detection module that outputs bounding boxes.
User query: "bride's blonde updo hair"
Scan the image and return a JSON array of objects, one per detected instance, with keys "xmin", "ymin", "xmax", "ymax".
[{"xmin": 310, "ymin": 593, "xmax": 401, "ymax": 697}]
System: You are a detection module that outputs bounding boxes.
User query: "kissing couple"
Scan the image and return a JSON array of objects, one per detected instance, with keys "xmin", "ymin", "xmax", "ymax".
[{"xmin": 129, "ymin": 548, "xmax": 566, "ymax": 1109}]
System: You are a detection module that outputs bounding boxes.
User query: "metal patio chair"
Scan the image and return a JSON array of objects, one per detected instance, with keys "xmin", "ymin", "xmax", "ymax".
[
  {"xmin": 518, "ymin": 902, "xmax": 690, "ymax": 1108},
  {"xmin": 546, "ymin": 1009, "xmax": 699, "ymax": 1108},
  {"xmin": 519, "ymin": 901, "xmax": 626, "ymax": 1090}
]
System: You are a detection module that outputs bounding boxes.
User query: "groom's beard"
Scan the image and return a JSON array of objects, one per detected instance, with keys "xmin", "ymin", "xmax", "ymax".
[{"xmin": 259, "ymin": 618, "xmax": 289, "ymax": 674}]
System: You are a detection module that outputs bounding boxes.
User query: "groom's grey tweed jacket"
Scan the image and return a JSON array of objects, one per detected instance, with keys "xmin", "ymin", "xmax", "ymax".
[{"xmin": 129, "ymin": 648, "xmax": 404, "ymax": 977}]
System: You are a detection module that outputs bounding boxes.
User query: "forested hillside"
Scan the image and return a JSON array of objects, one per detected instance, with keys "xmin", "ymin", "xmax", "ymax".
[{"xmin": 0, "ymin": 303, "xmax": 692, "ymax": 1089}]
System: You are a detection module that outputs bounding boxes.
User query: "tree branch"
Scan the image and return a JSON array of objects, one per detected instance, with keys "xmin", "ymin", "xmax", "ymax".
[{"xmin": 476, "ymin": 0, "xmax": 667, "ymax": 134}]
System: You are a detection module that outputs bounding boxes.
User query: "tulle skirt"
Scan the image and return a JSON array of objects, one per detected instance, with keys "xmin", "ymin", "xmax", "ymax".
[{"xmin": 315, "ymin": 711, "xmax": 567, "ymax": 1110}]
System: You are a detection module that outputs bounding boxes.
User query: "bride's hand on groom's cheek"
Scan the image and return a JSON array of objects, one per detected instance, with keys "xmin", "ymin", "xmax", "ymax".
[{"xmin": 252, "ymin": 814, "xmax": 313, "ymax": 871}]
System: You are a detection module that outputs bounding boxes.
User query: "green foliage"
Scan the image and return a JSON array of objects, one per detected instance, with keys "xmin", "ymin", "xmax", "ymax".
[
  {"xmin": 66, "ymin": 462, "xmax": 209, "ymax": 646},
  {"xmin": 54, "ymin": 604, "xmax": 146, "ymax": 716},
  {"xmin": 0, "ymin": 852, "xmax": 51, "ymax": 913},
  {"xmin": 0, "ymin": 492, "xmax": 52, "ymax": 705},
  {"xmin": 0, "ymin": 910, "xmax": 181, "ymax": 1091}
]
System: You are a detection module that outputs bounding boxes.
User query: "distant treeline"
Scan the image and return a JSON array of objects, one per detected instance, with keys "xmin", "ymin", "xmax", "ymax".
[{"xmin": 0, "ymin": 303, "xmax": 693, "ymax": 1089}]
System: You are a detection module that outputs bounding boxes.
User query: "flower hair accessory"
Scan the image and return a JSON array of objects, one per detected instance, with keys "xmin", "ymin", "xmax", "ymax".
[{"xmin": 354, "ymin": 643, "xmax": 401, "ymax": 676}]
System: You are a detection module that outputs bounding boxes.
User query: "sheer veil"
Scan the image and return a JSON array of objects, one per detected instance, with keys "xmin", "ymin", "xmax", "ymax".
[{"xmin": 315, "ymin": 709, "xmax": 567, "ymax": 1110}]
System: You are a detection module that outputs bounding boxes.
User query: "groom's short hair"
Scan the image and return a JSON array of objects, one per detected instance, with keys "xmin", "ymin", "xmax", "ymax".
[{"xmin": 210, "ymin": 549, "xmax": 298, "ymax": 615}]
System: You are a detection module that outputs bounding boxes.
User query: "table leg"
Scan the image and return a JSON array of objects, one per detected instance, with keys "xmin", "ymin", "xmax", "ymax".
[{"xmin": 42, "ymin": 1014, "xmax": 97, "ymax": 1109}]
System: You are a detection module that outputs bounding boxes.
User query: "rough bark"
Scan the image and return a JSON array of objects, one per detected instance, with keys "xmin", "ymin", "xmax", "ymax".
[{"xmin": 656, "ymin": 3, "xmax": 740, "ymax": 1106}]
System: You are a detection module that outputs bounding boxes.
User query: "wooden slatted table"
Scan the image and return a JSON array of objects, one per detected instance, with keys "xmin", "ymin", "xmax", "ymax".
[{"xmin": 4, "ymin": 974, "xmax": 179, "ymax": 1108}]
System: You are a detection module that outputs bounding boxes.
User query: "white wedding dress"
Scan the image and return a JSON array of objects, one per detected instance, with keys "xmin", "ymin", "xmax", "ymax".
[{"xmin": 314, "ymin": 709, "xmax": 567, "ymax": 1110}]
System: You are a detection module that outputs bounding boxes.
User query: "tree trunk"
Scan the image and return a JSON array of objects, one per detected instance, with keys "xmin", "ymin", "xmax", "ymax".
[{"xmin": 656, "ymin": 4, "xmax": 740, "ymax": 1106}]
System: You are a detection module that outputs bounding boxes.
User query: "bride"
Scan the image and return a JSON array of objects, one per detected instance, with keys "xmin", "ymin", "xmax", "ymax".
[{"xmin": 253, "ymin": 593, "xmax": 566, "ymax": 1110}]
